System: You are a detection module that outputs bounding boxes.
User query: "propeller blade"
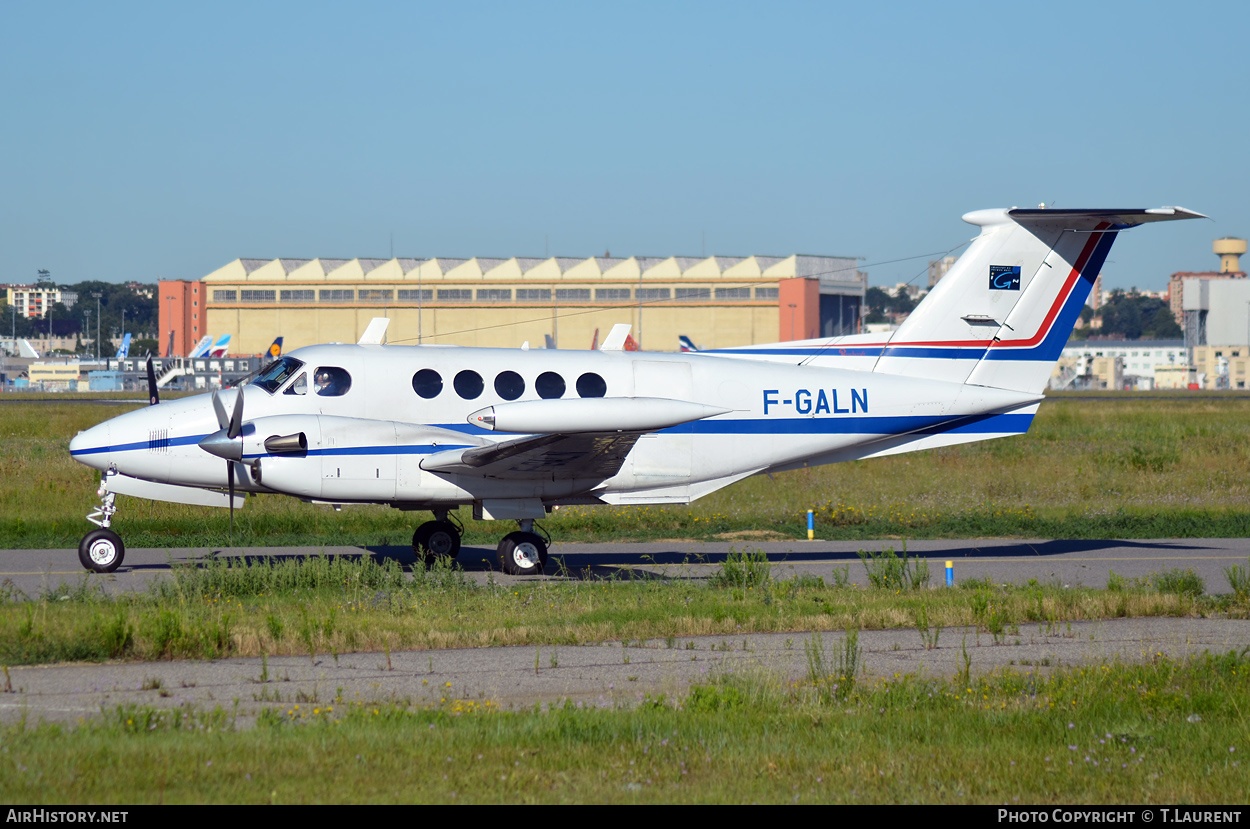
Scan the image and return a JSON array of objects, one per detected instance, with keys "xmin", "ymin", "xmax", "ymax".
[
  {"xmin": 227, "ymin": 388, "xmax": 245, "ymax": 440},
  {"xmin": 145, "ymin": 356, "xmax": 160, "ymax": 406},
  {"xmin": 228, "ymin": 461, "xmax": 235, "ymax": 541},
  {"xmin": 211, "ymin": 391, "xmax": 230, "ymax": 431}
]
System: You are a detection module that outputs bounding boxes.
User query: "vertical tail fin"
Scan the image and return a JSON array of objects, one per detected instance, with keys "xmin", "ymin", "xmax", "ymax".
[{"xmin": 872, "ymin": 207, "xmax": 1204, "ymax": 393}]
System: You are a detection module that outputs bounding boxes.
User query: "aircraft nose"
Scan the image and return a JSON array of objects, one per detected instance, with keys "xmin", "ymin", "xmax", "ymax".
[{"xmin": 69, "ymin": 421, "xmax": 112, "ymax": 471}]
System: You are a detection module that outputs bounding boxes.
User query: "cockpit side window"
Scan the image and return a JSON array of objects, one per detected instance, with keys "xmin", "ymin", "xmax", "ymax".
[
  {"xmin": 252, "ymin": 356, "xmax": 305, "ymax": 394},
  {"xmin": 314, "ymin": 367, "xmax": 352, "ymax": 397},
  {"xmin": 283, "ymin": 372, "xmax": 308, "ymax": 395}
]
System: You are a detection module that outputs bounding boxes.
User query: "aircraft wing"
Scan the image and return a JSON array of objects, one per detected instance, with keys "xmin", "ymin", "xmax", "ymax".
[
  {"xmin": 421, "ymin": 396, "xmax": 729, "ymax": 480},
  {"xmin": 420, "ymin": 431, "xmax": 642, "ymax": 479}
]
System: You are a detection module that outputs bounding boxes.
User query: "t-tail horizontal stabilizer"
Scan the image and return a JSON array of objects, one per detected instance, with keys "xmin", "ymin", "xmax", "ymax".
[{"xmin": 871, "ymin": 206, "xmax": 1205, "ymax": 394}]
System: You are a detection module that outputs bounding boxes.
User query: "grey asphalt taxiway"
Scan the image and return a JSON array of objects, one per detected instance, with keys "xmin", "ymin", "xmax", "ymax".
[
  {"xmin": 1, "ymin": 539, "xmax": 1247, "ymax": 725},
  {"xmin": 5, "ymin": 536, "xmax": 1249, "ymax": 596}
]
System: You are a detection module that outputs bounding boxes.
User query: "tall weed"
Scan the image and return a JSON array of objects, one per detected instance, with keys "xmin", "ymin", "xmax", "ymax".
[{"xmin": 857, "ymin": 544, "xmax": 929, "ymax": 591}]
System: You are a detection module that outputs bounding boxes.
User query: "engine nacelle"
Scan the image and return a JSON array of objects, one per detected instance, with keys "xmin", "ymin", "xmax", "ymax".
[{"xmin": 248, "ymin": 415, "xmax": 474, "ymax": 502}]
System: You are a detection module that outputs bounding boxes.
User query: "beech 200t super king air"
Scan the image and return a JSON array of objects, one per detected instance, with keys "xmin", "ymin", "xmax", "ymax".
[{"xmin": 69, "ymin": 206, "xmax": 1203, "ymax": 575}]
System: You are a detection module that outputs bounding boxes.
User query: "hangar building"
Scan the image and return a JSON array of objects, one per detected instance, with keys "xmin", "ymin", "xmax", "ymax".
[{"xmin": 160, "ymin": 254, "xmax": 866, "ymax": 356}]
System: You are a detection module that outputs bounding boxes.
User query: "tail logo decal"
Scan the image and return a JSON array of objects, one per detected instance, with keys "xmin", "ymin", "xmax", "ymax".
[{"xmin": 989, "ymin": 265, "xmax": 1021, "ymax": 291}]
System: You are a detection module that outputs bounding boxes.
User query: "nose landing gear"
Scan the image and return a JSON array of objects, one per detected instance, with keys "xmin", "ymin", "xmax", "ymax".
[{"xmin": 79, "ymin": 476, "xmax": 124, "ymax": 573}]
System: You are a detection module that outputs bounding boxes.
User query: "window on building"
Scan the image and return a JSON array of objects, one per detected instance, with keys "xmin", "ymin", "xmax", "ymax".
[
  {"xmin": 281, "ymin": 290, "xmax": 316, "ymax": 302},
  {"xmin": 636, "ymin": 288, "xmax": 671, "ymax": 301},
  {"xmin": 320, "ymin": 289, "xmax": 354, "ymax": 303},
  {"xmin": 675, "ymin": 288, "xmax": 711, "ymax": 300},
  {"xmin": 556, "ymin": 288, "xmax": 591, "ymax": 302},
  {"xmin": 477, "ymin": 289, "xmax": 512, "ymax": 302},
  {"xmin": 595, "ymin": 288, "xmax": 631, "ymax": 301},
  {"xmin": 438, "ymin": 289, "xmax": 472, "ymax": 303},
  {"xmin": 397, "ymin": 289, "xmax": 433, "ymax": 302},
  {"xmin": 359, "ymin": 289, "xmax": 392, "ymax": 304},
  {"xmin": 755, "ymin": 287, "xmax": 779, "ymax": 300},
  {"xmin": 213, "ymin": 290, "xmax": 238, "ymax": 302},
  {"xmin": 240, "ymin": 290, "xmax": 276, "ymax": 303},
  {"xmin": 516, "ymin": 289, "xmax": 551, "ymax": 302},
  {"xmin": 716, "ymin": 287, "xmax": 751, "ymax": 300}
]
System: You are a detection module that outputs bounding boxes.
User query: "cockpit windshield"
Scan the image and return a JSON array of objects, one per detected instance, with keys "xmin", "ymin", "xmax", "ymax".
[{"xmin": 250, "ymin": 356, "xmax": 306, "ymax": 394}]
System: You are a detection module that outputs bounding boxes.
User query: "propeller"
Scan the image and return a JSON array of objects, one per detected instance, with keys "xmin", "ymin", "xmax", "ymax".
[
  {"xmin": 200, "ymin": 388, "xmax": 246, "ymax": 539},
  {"xmin": 145, "ymin": 355, "xmax": 159, "ymax": 406}
]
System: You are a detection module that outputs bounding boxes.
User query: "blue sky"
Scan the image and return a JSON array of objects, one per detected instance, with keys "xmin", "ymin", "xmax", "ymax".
[{"xmin": 2, "ymin": 1, "xmax": 1245, "ymax": 290}]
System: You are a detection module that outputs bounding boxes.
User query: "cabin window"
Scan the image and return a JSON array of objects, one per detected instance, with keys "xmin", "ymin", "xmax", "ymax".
[
  {"xmin": 412, "ymin": 369, "xmax": 443, "ymax": 399},
  {"xmin": 283, "ymin": 372, "xmax": 308, "ymax": 395},
  {"xmin": 494, "ymin": 371, "xmax": 525, "ymax": 400},
  {"xmin": 576, "ymin": 372, "xmax": 607, "ymax": 398},
  {"xmin": 314, "ymin": 367, "xmax": 352, "ymax": 397},
  {"xmin": 454, "ymin": 369, "xmax": 484, "ymax": 399},
  {"xmin": 536, "ymin": 371, "xmax": 565, "ymax": 399},
  {"xmin": 252, "ymin": 356, "xmax": 304, "ymax": 394}
]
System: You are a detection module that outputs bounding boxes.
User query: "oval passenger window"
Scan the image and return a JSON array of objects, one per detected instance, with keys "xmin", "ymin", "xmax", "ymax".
[
  {"xmin": 454, "ymin": 370, "xmax": 484, "ymax": 400},
  {"xmin": 494, "ymin": 371, "xmax": 525, "ymax": 400},
  {"xmin": 576, "ymin": 372, "xmax": 607, "ymax": 398},
  {"xmin": 535, "ymin": 371, "xmax": 565, "ymax": 399},
  {"xmin": 412, "ymin": 369, "xmax": 443, "ymax": 399}
]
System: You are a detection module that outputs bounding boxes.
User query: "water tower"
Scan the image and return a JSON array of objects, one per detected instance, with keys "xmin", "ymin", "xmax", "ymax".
[{"xmin": 1214, "ymin": 237, "xmax": 1247, "ymax": 273}]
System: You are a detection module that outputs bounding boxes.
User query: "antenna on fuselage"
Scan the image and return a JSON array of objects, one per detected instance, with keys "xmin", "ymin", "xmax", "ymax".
[{"xmin": 145, "ymin": 355, "xmax": 160, "ymax": 406}]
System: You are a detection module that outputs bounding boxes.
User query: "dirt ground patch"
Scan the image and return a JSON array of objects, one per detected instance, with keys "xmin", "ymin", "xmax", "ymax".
[{"xmin": 713, "ymin": 530, "xmax": 790, "ymax": 541}]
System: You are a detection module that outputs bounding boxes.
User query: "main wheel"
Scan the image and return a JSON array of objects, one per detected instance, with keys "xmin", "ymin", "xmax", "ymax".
[
  {"xmin": 412, "ymin": 520, "xmax": 461, "ymax": 564},
  {"xmin": 79, "ymin": 528, "xmax": 125, "ymax": 573},
  {"xmin": 497, "ymin": 531, "xmax": 548, "ymax": 576}
]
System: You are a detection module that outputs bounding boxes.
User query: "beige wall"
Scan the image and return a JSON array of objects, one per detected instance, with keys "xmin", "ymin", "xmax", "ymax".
[
  {"xmin": 1192, "ymin": 345, "xmax": 1250, "ymax": 389},
  {"xmin": 207, "ymin": 303, "xmax": 780, "ymax": 354}
]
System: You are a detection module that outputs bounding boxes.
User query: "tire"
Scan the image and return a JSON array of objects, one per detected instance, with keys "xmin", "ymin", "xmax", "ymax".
[
  {"xmin": 412, "ymin": 520, "xmax": 461, "ymax": 564},
  {"xmin": 497, "ymin": 531, "xmax": 548, "ymax": 576},
  {"xmin": 78, "ymin": 529, "xmax": 125, "ymax": 573}
]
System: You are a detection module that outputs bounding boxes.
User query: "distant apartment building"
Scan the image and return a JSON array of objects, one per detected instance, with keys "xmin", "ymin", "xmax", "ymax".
[
  {"xmin": 1052, "ymin": 340, "xmax": 1186, "ymax": 390},
  {"xmin": 4, "ymin": 284, "xmax": 76, "ymax": 318},
  {"xmin": 927, "ymin": 256, "xmax": 956, "ymax": 289}
]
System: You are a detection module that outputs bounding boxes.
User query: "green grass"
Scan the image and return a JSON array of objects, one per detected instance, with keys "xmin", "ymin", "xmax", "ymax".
[
  {"xmin": 2, "ymin": 552, "xmax": 1245, "ymax": 666},
  {"xmin": 5, "ymin": 393, "xmax": 1250, "ymax": 548},
  {"xmin": 0, "ymin": 653, "xmax": 1245, "ymax": 803}
]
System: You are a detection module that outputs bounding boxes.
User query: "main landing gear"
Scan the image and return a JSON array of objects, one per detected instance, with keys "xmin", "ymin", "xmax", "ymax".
[
  {"xmin": 79, "ymin": 479, "xmax": 125, "ymax": 573},
  {"xmin": 497, "ymin": 520, "xmax": 548, "ymax": 577},
  {"xmin": 410, "ymin": 512, "xmax": 550, "ymax": 576},
  {"xmin": 412, "ymin": 510, "xmax": 462, "ymax": 565}
]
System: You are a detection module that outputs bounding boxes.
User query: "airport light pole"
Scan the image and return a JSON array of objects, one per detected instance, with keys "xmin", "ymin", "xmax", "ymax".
[
  {"xmin": 92, "ymin": 292, "xmax": 102, "ymax": 360},
  {"xmin": 83, "ymin": 309, "xmax": 92, "ymax": 356}
]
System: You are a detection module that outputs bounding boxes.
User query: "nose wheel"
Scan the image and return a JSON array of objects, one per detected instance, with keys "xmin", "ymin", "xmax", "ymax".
[{"xmin": 79, "ymin": 528, "xmax": 125, "ymax": 573}]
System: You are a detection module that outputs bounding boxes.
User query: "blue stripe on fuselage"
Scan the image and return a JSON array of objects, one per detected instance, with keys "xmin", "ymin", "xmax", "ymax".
[{"xmin": 70, "ymin": 412, "xmax": 1034, "ymax": 461}]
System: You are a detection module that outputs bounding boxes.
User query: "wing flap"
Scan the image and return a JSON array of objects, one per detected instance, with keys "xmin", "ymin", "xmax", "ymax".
[{"xmin": 421, "ymin": 432, "xmax": 642, "ymax": 479}]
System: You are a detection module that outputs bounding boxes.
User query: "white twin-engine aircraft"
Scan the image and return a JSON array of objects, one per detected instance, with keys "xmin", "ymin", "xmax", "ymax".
[{"xmin": 69, "ymin": 206, "xmax": 1202, "ymax": 575}]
